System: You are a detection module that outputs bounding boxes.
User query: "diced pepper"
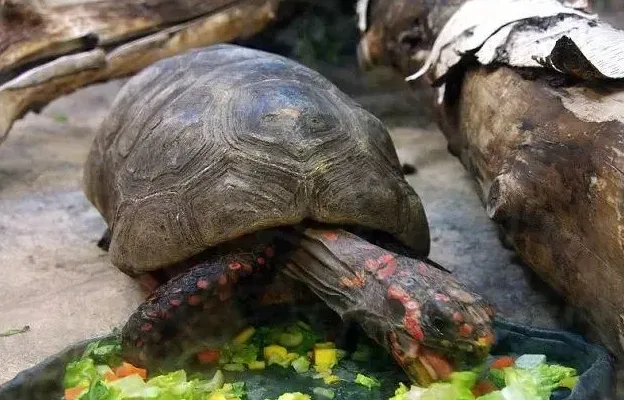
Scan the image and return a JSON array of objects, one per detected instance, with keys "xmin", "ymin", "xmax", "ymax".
[
  {"xmin": 64, "ymin": 385, "xmax": 87, "ymax": 400},
  {"xmin": 490, "ymin": 356, "xmax": 515, "ymax": 369},
  {"xmin": 114, "ymin": 362, "xmax": 147, "ymax": 379},
  {"xmin": 323, "ymin": 374, "xmax": 340, "ymax": 384},
  {"xmin": 248, "ymin": 360, "xmax": 266, "ymax": 370},
  {"xmin": 197, "ymin": 349, "xmax": 221, "ymax": 364},
  {"xmin": 232, "ymin": 327, "xmax": 256, "ymax": 345}
]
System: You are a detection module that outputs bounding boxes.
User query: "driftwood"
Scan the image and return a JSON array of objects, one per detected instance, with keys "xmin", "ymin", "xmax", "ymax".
[
  {"xmin": 0, "ymin": 0, "xmax": 280, "ymax": 145},
  {"xmin": 358, "ymin": 0, "xmax": 624, "ymax": 358}
]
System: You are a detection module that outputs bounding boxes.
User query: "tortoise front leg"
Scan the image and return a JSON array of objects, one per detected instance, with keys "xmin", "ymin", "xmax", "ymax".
[
  {"xmin": 121, "ymin": 236, "xmax": 280, "ymax": 368},
  {"xmin": 280, "ymin": 227, "xmax": 495, "ymax": 385},
  {"xmin": 120, "ymin": 232, "xmax": 319, "ymax": 370}
]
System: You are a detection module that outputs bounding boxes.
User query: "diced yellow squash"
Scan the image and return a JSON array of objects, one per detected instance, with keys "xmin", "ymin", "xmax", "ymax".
[
  {"xmin": 314, "ymin": 348, "xmax": 337, "ymax": 372},
  {"xmin": 232, "ymin": 327, "xmax": 256, "ymax": 344},
  {"xmin": 264, "ymin": 345, "xmax": 288, "ymax": 360},
  {"xmin": 323, "ymin": 374, "xmax": 340, "ymax": 384}
]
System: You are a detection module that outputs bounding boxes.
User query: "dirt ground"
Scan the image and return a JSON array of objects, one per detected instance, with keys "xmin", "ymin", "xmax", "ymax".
[{"xmin": 0, "ymin": 65, "xmax": 578, "ymax": 385}]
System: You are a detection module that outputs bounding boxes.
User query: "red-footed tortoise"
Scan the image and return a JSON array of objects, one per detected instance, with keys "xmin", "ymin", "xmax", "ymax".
[{"xmin": 83, "ymin": 44, "xmax": 495, "ymax": 385}]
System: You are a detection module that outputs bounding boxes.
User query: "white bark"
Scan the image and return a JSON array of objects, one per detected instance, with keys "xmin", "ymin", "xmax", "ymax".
[{"xmin": 403, "ymin": 0, "xmax": 624, "ymax": 83}]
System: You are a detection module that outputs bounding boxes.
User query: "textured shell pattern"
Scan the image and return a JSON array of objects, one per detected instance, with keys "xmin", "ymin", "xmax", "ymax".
[{"xmin": 83, "ymin": 44, "xmax": 430, "ymax": 274}]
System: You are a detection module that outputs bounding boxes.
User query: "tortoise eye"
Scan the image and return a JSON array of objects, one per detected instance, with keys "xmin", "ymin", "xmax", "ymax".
[{"xmin": 431, "ymin": 316, "xmax": 446, "ymax": 332}]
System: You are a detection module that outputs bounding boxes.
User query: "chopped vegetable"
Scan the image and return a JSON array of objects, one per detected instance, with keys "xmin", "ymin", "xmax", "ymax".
[
  {"xmin": 491, "ymin": 356, "xmax": 515, "ymax": 370},
  {"xmin": 113, "ymin": 362, "xmax": 147, "ymax": 379},
  {"xmin": 292, "ymin": 356, "xmax": 311, "ymax": 373},
  {"xmin": 264, "ymin": 345, "xmax": 288, "ymax": 360},
  {"xmin": 83, "ymin": 338, "xmax": 123, "ymax": 367},
  {"xmin": 313, "ymin": 348, "xmax": 337, "ymax": 372},
  {"xmin": 64, "ymin": 385, "xmax": 87, "ymax": 400},
  {"xmin": 558, "ymin": 376, "xmax": 579, "ymax": 389},
  {"xmin": 322, "ymin": 374, "xmax": 340, "ymax": 385},
  {"xmin": 355, "ymin": 373, "xmax": 381, "ymax": 389},
  {"xmin": 64, "ymin": 358, "xmax": 98, "ymax": 388},
  {"xmin": 233, "ymin": 327, "xmax": 256, "ymax": 345},
  {"xmin": 276, "ymin": 393, "xmax": 311, "ymax": 400},
  {"xmin": 476, "ymin": 391, "xmax": 505, "ymax": 400},
  {"xmin": 420, "ymin": 382, "xmax": 475, "ymax": 400},
  {"xmin": 279, "ymin": 331, "xmax": 304, "ymax": 348},
  {"xmin": 388, "ymin": 383, "xmax": 410, "ymax": 400},
  {"xmin": 248, "ymin": 360, "xmax": 266, "ymax": 370},
  {"xmin": 312, "ymin": 386, "xmax": 335, "ymax": 399},
  {"xmin": 514, "ymin": 355, "xmax": 545, "ymax": 370},
  {"xmin": 488, "ymin": 369, "xmax": 506, "ymax": 388},
  {"xmin": 450, "ymin": 371, "xmax": 478, "ymax": 389},
  {"xmin": 197, "ymin": 349, "xmax": 221, "ymax": 364},
  {"xmin": 223, "ymin": 363, "xmax": 246, "ymax": 372}
]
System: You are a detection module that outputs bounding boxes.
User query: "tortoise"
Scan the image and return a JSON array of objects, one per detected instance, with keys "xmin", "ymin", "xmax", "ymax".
[{"xmin": 83, "ymin": 43, "xmax": 495, "ymax": 386}]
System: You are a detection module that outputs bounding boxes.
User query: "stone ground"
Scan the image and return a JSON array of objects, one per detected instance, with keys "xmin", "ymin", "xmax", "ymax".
[{"xmin": 0, "ymin": 66, "xmax": 577, "ymax": 384}]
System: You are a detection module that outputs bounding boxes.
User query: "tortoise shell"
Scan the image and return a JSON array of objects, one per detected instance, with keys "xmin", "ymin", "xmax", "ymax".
[{"xmin": 83, "ymin": 44, "xmax": 429, "ymax": 274}]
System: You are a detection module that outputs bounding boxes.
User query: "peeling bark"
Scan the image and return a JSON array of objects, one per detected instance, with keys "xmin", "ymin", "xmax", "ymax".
[
  {"xmin": 359, "ymin": 0, "xmax": 624, "ymax": 357},
  {"xmin": 0, "ymin": 0, "xmax": 280, "ymax": 144}
]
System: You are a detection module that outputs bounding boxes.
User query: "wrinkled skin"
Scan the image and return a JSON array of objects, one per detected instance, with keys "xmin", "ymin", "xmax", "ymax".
[{"xmin": 121, "ymin": 227, "xmax": 495, "ymax": 385}]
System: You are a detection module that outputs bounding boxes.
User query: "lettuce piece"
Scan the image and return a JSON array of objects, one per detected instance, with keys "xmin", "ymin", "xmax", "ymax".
[
  {"xmin": 488, "ymin": 369, "xmax": 506, "ymax": 388},
  {"xmin": 420, "ymin": 383, "xmax": 475, "ymax": 400},
  {"xmin": 450, "ymin": 371, "xmax": 478, "ymax": 389},
  {"xmin": 504, "ymin": 363, "xmax": 578, "ymax": 400},
  {"xmin": 83, "ymin": 338, "xmax": 122, "ymax": 366},
  {"xmin": 220, "ymin": 343, "xmax": 259, "ymax": 365},
  {"xmin": 387, "ymin": 383, "xmax": 411, "ymax": 400},
  {"xmin": 276, "ymin": 393, "xmax": 311, "ymax": 400},
  {"xmin": 81, "ymin": 380, "xmax": 121, "ymax": 400},
  {"xmin": 354, "ymin": 373, "xmax": 381, "ymax": 389},
  {"xmin": 64, "ymin": 358, "xmax": 98, "ymax": 388},
  {"xmin": 476, "ymin": 391, "xmax": 505, "ymax": 400}
]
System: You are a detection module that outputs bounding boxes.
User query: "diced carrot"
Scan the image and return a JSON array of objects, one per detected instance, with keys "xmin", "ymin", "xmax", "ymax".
[
  {"xmin": 197, "ymin": 349, "xmax": 221, "ymax": 364},
  {"xmin": 472, "ymin": 380, "xmax": 498, "ymax": 397},
  {"xmin": 114, "ymin": 362, "xmax": 147, "ymax": 379},
  {"xmin": 491, "ymin": 356, "xmax": 515, "ymax": 369},
  {"xmin": 103, "ymin": 371, "xmax": 118, "ymax": 381},
  {"xmin": 64, "ymin": 385, "xmax": 87, "ymax": 400}
]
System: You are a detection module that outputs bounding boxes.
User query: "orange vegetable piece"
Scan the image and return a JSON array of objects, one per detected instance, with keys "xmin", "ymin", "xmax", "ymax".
[
  {"xmin": 64, "ymin": 385, "xmax": 87, "ymax": 400},
  {"xmin": 472, "ymin": 380, "xmax": 498, "ymax": 397},
  {"xmin": 421, "ymin": 349, "xmax": 454, "ymax": 380},
  {"xmin": 103, "ymin": 371, "xmax": 118, "ymax": 381},
  {"xmin": 491, "ymin": 356, "xmax": 515, "ymax": 369},
  {"xmin": 114, "ymin": 362, "xmax": 147, "ymax": 379},
  {"xmin": 197, "ymin": 349, "xmax": 221, "ymax": 364}
]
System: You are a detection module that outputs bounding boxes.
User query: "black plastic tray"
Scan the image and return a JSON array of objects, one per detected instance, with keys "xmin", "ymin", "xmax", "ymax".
[{"xmin": 0, "ymin": 318, "xmax": 615, "ymax": 400}]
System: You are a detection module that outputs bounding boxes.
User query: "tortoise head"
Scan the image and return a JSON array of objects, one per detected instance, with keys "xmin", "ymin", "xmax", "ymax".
[
  {"xmin": 356, "ymin": 0, "xmax": 464, "ymax": 76},
  {"xmin": 383, "ymin": 267, "xmax": 495, "ymax": 385}
]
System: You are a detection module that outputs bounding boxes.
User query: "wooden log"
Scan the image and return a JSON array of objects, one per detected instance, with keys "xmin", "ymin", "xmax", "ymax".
[
  {"xmin": 358, "ymin": 0, "xmax": 624, "ymax": 357},
  {"xmin": 0, "ymin": 0, "xmax": 280, "ymax": 145}
]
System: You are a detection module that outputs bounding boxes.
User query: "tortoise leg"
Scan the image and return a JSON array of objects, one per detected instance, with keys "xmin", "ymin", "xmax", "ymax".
[
  {"xmin": 280, "ymin": 227, "xmax": 495, "ymax": 386},
  {"xmin": 121, "ymin": 233, "xmax": 318, "ymax": 370}
]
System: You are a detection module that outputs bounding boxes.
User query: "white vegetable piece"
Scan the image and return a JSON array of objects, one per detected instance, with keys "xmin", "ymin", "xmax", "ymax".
[{"xmin": 515, "ymin": 354, "xmax": 547, "ymax": 369}]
